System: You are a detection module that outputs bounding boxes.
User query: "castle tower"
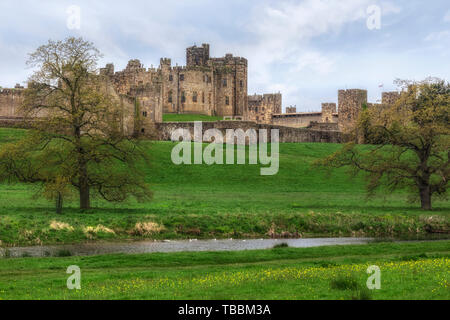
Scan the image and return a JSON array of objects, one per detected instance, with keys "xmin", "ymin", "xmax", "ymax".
[
  {"xmin": 338, "ymin": 89, "xmax": 367, "ymax": 132},
  {"xmin": 100, "ymin": 63, "xmax": 115, "ymax": 77},
  {"xmin": 246, "ymin": 93, "xmax": 281, "ymax": 124},
  {"xmin": 186, "ymin": 44, "xmax": 210, "ymax": 67},
  {"xmin": 321, "ymin": 103, "xmax": 336, "ymax": 123},
  {"xmin": 286, "ymin": 106, "xmax": 297, "ymax": 114},
  {"xmin": 381, "ymin": 91, "xmax": 400, "ymax": 105},
  {"xmin": 210, "ymin": 53, "xmax": 248, "ymax": 117}
]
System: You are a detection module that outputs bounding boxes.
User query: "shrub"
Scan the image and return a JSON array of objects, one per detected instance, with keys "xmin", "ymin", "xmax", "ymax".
[
  {"xmin": 273, "ymin": 243, "xmax": 289, "ymax": 249},
  {"xmin": 330, "ymin": 275, "xmax": 359, "ymax": 290},
  {"xmin": 55, "ymin": 249, "xmax": 72, "ymax": 257},
  {"xmin": 351, "ymin": 287, "xmax": 373, "ymax": 300}
]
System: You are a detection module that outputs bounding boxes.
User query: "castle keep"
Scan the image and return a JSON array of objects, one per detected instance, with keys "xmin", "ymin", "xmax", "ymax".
[
  {"xmin": 100, "ymin": 43, "xmax": 248, "ymax": 123},
  {"xmin": 0, "ymin": 43, "xmax": 402, "ymax": 140}
]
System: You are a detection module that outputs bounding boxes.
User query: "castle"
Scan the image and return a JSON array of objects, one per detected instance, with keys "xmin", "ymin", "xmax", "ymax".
[{"xmin": 0, "ymin": 43, "xmax": 401, "ymax": 138}]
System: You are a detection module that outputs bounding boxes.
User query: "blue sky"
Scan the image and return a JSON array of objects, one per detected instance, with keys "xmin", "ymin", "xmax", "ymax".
[{"xmin": 0, "ymin": 0, "xmax": 449, "ymax": 112}]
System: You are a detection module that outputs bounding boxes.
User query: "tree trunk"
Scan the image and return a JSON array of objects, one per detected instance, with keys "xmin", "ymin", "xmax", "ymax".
[
  {"xmin": 79, "ymin": 162, "xmax": 90, "ymax": 210},
  {"xmin": 56, "ymin": 192, "xmax": 63, "ymax": 214},
  {"xmin": 80, "ymin": 184, "xmax": 90, "ymax": 210},
  {"xmin": 419, "ymin": 184, "xmax": 432, "ymax": 210}
]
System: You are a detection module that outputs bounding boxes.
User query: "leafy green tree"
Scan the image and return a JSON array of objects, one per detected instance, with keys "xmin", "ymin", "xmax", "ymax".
[
  {"xmin": 0, "ymin": 37, "xmax": 152, "ymax": 212},
  {"xmin": 318, "ymin": 78, "xmax": 449, "ymax": 210}
]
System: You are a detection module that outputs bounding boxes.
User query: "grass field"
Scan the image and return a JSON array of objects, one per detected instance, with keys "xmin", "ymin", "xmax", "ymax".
[
  {"xmin": 0, "ymin": 241, "xmax": 448, "ymax": 300},
  {"xmin": 163, "ymin": 113, "xmax": 223, "ymax": 122},
  {"xmin": 0, "ymin": 128, "xmax": 448, "ymax": 246}
]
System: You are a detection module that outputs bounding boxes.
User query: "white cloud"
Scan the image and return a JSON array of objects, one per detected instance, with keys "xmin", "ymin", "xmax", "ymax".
[
  {"xmin": 240, "ymin": 0, "xmax": 375, "ymax": 109},
  {"xmin": 0, "ymin": 0, "xmax": 443, "ymax": 110}
]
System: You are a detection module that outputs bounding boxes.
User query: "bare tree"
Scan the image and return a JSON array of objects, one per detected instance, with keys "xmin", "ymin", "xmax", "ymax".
[{"xmin": 318, "ymin": 78, "xmax": 449, "ymax": 210}]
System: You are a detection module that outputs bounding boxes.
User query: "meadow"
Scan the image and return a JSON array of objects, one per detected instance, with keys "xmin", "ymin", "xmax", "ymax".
[
  {"xmin": 0, "ymin": 128, "xmax": 448, "ymax": 246},
  {"xmin": 0, "ymin": 241, "xmax": 448, "ymax": 300}
]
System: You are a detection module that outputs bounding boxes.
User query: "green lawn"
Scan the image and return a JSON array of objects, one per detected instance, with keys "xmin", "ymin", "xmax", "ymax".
[
  {"xmin": 163, "ymin": 113, "xmax": 223, "ymax": 122},
  {"xmin": 0, "ymin": 241, "xmax": 448, "ymax": 300},
  {"xmin": 0, "ymin": 128, "xmax": 448, "ymax": 246}
]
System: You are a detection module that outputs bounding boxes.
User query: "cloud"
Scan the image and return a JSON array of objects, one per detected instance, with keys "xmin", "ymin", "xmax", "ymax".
[
  {"xmin": 240, "ymin": 0, "xmax": 376, "ymax": 108},
  {"xmin": 0, "ymin": 0, "xmax": 444, "ymax": 111}
]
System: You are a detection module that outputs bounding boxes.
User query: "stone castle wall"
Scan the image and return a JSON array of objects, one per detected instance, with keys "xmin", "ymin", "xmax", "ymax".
[
  {"xmin": 155, "ymin": 121, "xmax": 341, "ymax": 144},
  {"xmin": 272, "ymin": 112, "xmax": 323, "ymax": 128},
  {"xmin": 321, "ymin": 103, "xmax": 337, "ymax": 123},
  {"xmin": 0, "ymin": 88, "xmax": 24, "ymax": 118},
  {"xmin": 286, "ymin": 106, "xmax": 297, "ymax": 114},
  {"xmin": 102, "ymin": 44, "xmax": 249, "ymax": 121},
  {"xmin": 337, "ymin": 89, "xmax": 368, "ymax": 133},
  {"xmin": 270, "ymin": 102, "xmax": 338, "ymax": 128},
  {"xmin": 382, "ymin": 91, "xmax": 401, "ymax": 105},
  {"xmin": 246, "ymin": 93, "xmax": 282, "ymax": 124}
]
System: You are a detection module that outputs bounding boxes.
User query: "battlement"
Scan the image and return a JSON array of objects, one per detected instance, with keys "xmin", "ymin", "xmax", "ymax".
[
  {"xmin": 286, "ymin": 106, "xmax": 297, "ymax": 113},
  {"xmin": 382, "ymin": 91, "xmax": 401, "ymax": 105},
  {"xmin": 100, "ymin": 63, "xmax": 115, "ymax": 76},
  {"xmin": 160, "ymin": 58, "xmax": 172, "ymax": 66},
  {"xmin": 186, "ymin": 43, "xmax": 210, "ymax": 67},
  {"xmin": 0, "ymin": 87, "xmax": 24, "ymax": 95},
  {"xmin": 126, "ymin": 59, "xmax": 143, "ymax": 70},
  {"xmin": 210, "ymin": 56, "xmax": 248, "ymax": 66},
  {"xmin": 248, "ymin": 93, "xmax": 281, "ymax": 103}
]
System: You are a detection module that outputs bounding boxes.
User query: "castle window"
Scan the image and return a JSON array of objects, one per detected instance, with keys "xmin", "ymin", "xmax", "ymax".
[
  {"xmin": 181, "ymin": 91, "xmax": 186, "ymax": 103},
  {"xmin": 193, "ymin": 92, "xmax": 198, "ymax": 103},
  {"xmin": 240, "ymin": 80, "xmax": 243, "ymax": 88},
  {"xmin": 202, "ymin": 92, "xmax": 205, "ymax": 103},
  {"xmin": 222, "ymin": 79, "xmax": 227, "ymax": 87},
  {"xmin": 168, "ymin": 90, "xmax": 173, "ymax": 103},
  {"xmin": 141, "ymin": 128, "xmax": 145, "ymax": 133},
  {"xmin": 142, "ymin": 111, "xmax": 148, "ymax": 117},
  {"xmin": 225, "ymin": 96, "xmax": 230, "ymax": 105},
  {"xmin": 180, "ymin": 74, "xmax": 185, "ymax": 81},
  {"xmin": 169, "ymin": 75, "xmax": 173, "ymax": 81}
]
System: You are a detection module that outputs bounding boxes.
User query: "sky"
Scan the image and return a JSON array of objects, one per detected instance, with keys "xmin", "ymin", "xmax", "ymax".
[{"xmin": 0, "ymin": 0, "xmax": 449, "ymax": 112}]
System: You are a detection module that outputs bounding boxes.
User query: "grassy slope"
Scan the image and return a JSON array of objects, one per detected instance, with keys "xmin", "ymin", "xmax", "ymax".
[
  {"xmin": 0, "ymin": 128, "xmax": 448, "ymax": 246},
  {"xmin": 0, "ymin": 241, "xmax": 448, "ymax": 299},
  {"xmin": 163, "ymin": 113, "xmax": 223, "ymax": 122}
]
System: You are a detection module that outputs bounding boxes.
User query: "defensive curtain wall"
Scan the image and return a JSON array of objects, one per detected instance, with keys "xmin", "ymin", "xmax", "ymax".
[{"xmin": 155, "ymin": 121, "xmax": 341, "ymax": 144}]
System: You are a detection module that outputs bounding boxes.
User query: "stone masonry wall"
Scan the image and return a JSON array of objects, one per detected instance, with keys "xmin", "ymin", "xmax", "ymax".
[
  {"xmin": 321, "ymin": 103, "xmax": 337, "ymax": 123},
  {"xmin": 272, "ymin": 112, "xmax": 323, "ymax": 128},
  {"xmin": 155, "ymin": 121, "xmax": 341, "ymax": 144},
  {"xmin": 104, "ymin": 44, "xmax": 248, "ymax": 120},
  {"xmin": 0, "ymin": 89, "xmax": 24, "ymax": 117},
  {"xmin": 246, "ymin": 93, "xmax": 282, "ymax": 124},
  {"xmin": 338, "ymin": 89, "xmax": 368, "ymax": 133}
]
